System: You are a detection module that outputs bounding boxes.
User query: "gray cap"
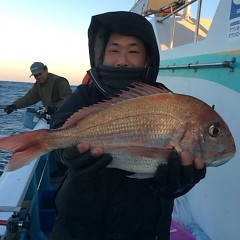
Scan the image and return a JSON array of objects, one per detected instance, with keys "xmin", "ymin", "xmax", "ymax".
[{"xmin": 30, "ymin": 62, "xmax": 45, "ymax": 76}]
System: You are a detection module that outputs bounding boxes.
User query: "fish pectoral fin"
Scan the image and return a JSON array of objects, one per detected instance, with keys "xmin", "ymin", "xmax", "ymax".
[{"xmin": 110, "ymin": 146, "xmax": 170, "ymax": 159}]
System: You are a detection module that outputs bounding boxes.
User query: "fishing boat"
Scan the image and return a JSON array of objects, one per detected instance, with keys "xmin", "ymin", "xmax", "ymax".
[
  {"xmin": 131, "ymin": 0, "xmax": 240, "ymax": 239},
  {"xmin": 0, "ymin": 110, "xmax": 53, "ymax": 240},
  {"xmin": 0, "ymin": 0, "xmax": 239, "ymax": 239}
]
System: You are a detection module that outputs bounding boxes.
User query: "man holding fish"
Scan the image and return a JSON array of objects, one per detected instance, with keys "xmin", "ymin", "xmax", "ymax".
[
  {"xmin": 0, "ymin": 9, "xmax": 235, "ymax": 240},
  {"xmin": 49, "ymin": 11, "xmax": 208, "ymax": 240}
]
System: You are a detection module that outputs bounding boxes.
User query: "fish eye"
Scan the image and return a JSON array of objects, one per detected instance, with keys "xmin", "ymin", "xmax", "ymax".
[{"xmin": 209, "ymin": 124, "xmax": 221, "ymax": 137}]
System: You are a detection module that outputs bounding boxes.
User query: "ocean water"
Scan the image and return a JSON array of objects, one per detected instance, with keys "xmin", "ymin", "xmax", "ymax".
[
  {"xmin": 0, "ymin": 81, "xmax": 38, "ymax": 173},
  {"xmin": 0, "ymin": 80, "xmax": 76, "ymax": 174},
  {"xmin": 0, "ymin": 81, "xmax": 36, "ymax": 136}
]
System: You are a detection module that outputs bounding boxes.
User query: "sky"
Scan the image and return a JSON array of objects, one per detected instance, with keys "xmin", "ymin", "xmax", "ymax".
[{"xmin": 0, "ymin": 0, "xmax": 219, "ymax": 85}]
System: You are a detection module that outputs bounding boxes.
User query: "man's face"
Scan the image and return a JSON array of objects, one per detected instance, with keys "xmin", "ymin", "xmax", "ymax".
[
  {"xmin": 103, "ymin": 33, "xmax": 147, "ymax": 68},
  {"xmin": 33, "ymin": 69, "xmax": 48, "ymax": 83}
]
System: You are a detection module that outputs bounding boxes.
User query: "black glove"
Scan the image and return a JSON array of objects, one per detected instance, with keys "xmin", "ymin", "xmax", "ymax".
[
  {"xmin": 61, "ymin": 145, "xmax": 113, "ymax": 179},
  {"xmin": 47, "ymin": 106, "xmax": 57, "ymax": 115},
  {"xmin": 4, "ymin": 104, "xmax": 16, "ymax": 114},
  {"xmin": 150, "ymin": 151, "xmax": 206, "ymax": 198}
]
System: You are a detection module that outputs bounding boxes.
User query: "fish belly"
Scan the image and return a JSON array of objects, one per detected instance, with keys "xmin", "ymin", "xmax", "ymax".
[{"xmin": 108, "ymin": 151, "xmax": 167, "ymax": 174}]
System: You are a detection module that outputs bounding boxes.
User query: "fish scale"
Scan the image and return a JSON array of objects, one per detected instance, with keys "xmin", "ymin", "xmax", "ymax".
[{"xmin": 67, "ymin": 107, "xmax": 178, "ymax": 148}]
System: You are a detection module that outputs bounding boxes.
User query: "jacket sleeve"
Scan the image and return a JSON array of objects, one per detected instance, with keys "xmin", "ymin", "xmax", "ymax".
[{"xmin": 13, "ymin": 84, "xmax": 41, "ymax": 109}]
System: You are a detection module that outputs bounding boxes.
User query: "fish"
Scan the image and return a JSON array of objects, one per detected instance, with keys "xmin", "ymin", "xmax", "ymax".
[{"xmin": 0, "ymin": 83, "xmax": 236, "ymax": 174}]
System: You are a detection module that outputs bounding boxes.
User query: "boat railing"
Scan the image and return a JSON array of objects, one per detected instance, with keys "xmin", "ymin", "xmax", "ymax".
[
  {"xmin": 159, "ymin": 58, "xmax": 236, "ymax": 72},
  {"xmin": 0, "ymin": 118, "xmax": 52, "ymax": 239},
  {"xmin": 131, "ymin": 0, "xmax": 205, "ymax": 49},
  {"xmin": 156, "ymin": 0, "xmax": 203, "ymax": 48}
]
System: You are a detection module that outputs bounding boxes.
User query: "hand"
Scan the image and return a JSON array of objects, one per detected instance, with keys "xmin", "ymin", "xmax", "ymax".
[
  {"xmin": 151, "ymin": 150, "xmax": 206, "ymax": 198},
  {"xmin": 62, "ymin": 143, "xmax": 112, "ymax": 179},
  {"xmin": 4, "ymin": 104, "xmax": 16, "ymax": 114}
]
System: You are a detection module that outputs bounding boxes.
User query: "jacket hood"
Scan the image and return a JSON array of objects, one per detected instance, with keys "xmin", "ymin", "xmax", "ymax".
[{"xmin": 88, "ymin": 11, "xmax": 160, "ymax": 84}]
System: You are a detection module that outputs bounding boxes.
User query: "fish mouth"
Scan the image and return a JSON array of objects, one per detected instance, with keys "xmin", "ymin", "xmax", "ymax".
[{"xmin": 206, "ymin": 150, "xmax": 236, "ymax": 167}]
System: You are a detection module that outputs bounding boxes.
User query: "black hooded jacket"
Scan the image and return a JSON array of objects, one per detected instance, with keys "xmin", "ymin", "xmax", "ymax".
[
  {"xmin": 50, "ymin": 11, "xmax": 173, "ymax": 240},
  {"xmin": 88, "ymin": 11, "xmax": 159, "ymax": 84}
]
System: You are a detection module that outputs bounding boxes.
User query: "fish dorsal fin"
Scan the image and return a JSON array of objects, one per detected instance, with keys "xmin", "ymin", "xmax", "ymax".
[
  {"xmin": 62, "ymin": 83, "xmax": 171, "ymax": 129},
  {"xmin": 62, "ymin": 105, "xmax": 105, "ymax": 129},
  {"xmin": 106, "ymin": 82, "xmax": 171, "ymax": 104}
]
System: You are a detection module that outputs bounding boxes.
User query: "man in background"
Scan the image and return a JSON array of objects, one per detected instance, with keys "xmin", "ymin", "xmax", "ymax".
[{"xmin": 4, "ymin": 62, "xmax": 72, "ymax": 115}]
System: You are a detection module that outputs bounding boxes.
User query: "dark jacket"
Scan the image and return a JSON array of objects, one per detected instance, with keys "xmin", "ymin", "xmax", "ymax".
[
  {"xmin": 13, "ymin": 73, "xmax": 72, "ymax": 109},
  {"xmin": 50, "ymin": 11, "xmax": 174, "ymax": 240},
  {"xmin": 50, "ymin": 84, "xmax": 174, "ymax": 240}
]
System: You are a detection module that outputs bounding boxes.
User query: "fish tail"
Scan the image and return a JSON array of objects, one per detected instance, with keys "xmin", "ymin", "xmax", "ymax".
[{"xmin": 0, "ymin": 129, "xmax": 52, "ymax": 171}]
